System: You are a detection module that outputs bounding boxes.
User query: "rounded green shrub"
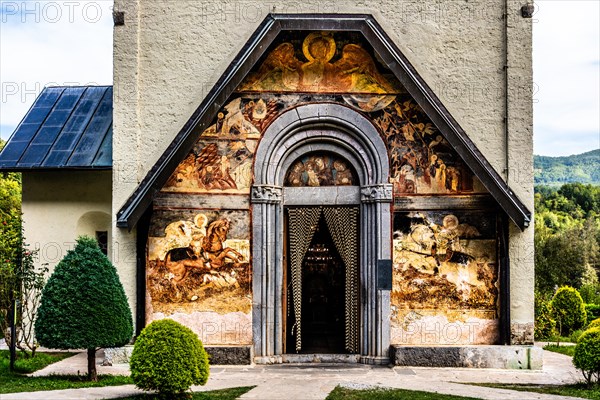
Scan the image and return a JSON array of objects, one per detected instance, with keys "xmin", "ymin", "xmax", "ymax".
[
  {"xmin": 552, "ymin": 286, "xmax": 587, "ymax": 336},
  {"xmin": 130, "ymin": 319, "xmax": 209, "ymax": 395},
  {"xmin": 573, "ymin": 327, "xmax": 600, "ymax": 386}
]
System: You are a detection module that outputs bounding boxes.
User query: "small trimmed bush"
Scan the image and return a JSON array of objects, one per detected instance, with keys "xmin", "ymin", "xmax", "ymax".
[
  {"xmin": 573, "ymin": 327, "xmax": 600, "ymax": 386},
  {"xmin": 552, "ymin": 286, "xmax": 587, "ymax": 336},
  {"xmin": 130, "ymin": 319, "xmax": 209, "ymax": 396}
]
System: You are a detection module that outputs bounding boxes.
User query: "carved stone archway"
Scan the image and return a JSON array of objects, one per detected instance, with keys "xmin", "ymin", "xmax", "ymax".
[{"xmin": 251, "ymin": 103, "xmax": 392, "ymax": 364}]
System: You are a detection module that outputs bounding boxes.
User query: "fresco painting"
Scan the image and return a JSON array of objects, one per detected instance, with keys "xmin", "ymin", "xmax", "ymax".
[
  {"xmin": 147, "ymin": 209, "xmax": 251, "ymax": 316},
  {"xmin": 239, "ymin": 32, "xmax": 402, "ymax": 94},
  {"xmin": 390, "ymin": 211, "xmax": 499, "ymax": 344},
  {"xmin": 372, "ymin": 100, "xmax": 485, "ymax": 195},
  {"xmin": 162, "ymin": 31, "xmax": 484, "ymax": 196},
  {"xmin": 148, "ymin": 31, "xmax": 497, "ymax": 346},
  {"xmin": 285, "ymin": 153, "xmax": 357, "ymax": 187},
  {"xmin": 163, "ymin": 139, "xmax": 256, "ymax": 193}
]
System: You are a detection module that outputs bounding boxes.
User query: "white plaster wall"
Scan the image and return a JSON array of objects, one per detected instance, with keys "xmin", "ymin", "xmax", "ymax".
[
  {"xmin": 112, "ymin": 0, "xmax": 533, "ymax": 338},
  {"xmin": 22, "ymin": 171, "xmax": 113, "ymax": 278}
]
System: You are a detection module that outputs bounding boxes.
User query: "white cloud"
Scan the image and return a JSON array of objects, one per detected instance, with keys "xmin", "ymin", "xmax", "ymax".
[
  {"xmin": 1, "ymin": 0, "xmax": 598, "ymax": 157},
  {"xmin": 0, "ymin": 0, "xmax": 113, "ymax": 139},
  {"xmin": 533, "ymin": 0, "xmax": 600, "ymax": 156}
]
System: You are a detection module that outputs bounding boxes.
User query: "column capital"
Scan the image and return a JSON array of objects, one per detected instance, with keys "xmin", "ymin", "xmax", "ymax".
[
  {"xmin": 251, "ymin": 185, "xmax": 283, "ymax": 204},
  {"xmin": 361, "ymin": 184, "xmax": 393, "ymax": 203}
]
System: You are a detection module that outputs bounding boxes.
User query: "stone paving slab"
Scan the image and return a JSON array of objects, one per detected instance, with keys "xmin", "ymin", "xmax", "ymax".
[{"xmin": 0, "ymin": 347, "xmax": 585, "ymax": 400}]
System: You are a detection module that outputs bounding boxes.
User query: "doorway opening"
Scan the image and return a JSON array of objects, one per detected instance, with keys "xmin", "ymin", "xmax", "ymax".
[{"xmin": 285, "ymin": 207, "xmax": 359, "ymax": 354}]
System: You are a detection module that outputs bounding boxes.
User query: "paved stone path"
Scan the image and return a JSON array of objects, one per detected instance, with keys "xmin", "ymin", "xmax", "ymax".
[{"xmin": 1, "ymin": 347, "xmax": 584, "ymax": 400}]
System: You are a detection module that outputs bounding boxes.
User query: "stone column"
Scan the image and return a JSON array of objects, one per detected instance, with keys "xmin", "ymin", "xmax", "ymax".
[
  {"xmin": 360, "ymin": 184, "xmax": 393, "ymax": 364},
  {"xmin": 251, "ymin": 185, "xmax": 283, "ymax": 363}
]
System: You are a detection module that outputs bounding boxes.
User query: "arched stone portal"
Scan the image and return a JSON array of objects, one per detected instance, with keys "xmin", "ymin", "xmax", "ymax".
[{"xmin": 251, "ymin": 103, "xmax": 392, "ymax": 364}]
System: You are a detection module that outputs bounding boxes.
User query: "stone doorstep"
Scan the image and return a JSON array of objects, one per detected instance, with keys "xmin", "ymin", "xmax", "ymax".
[
  {"xmin": 391, "ymin": 345, "xmax": 543, "ymax": 370},
  {"xmin": 102, "ymin": 345, "xmax": 253, "ymax": 366}
]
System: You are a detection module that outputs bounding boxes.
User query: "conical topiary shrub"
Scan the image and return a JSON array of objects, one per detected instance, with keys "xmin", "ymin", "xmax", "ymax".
[{"xmin": 35, "ymin": 236, "xmax": 133, "ymax": 381}]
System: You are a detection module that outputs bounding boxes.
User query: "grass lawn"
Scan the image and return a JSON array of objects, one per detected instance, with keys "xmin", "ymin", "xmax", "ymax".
[
  {"xmin": 474, "ymin": 383, "xmax": 600, "ymax": 400},
  {"xmin": 119, "ymin": 386, "xmax": 255, "ymax": 399},
  {"xmin": 325, "ymin": 386, "xmax": 479, "ymax": 400},
  {"xmin": 543, "ymin": 344, "xmax": 576, "ymax": 357},
  {"xmin": 0, "ymin": 350, "xmax": 132, "ymax": 394}
]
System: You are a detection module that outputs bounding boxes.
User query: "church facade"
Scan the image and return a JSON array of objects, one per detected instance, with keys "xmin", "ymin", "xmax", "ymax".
[{"xmin": 1, "ymin": 1, "xmax": 537, "ymax": 367}]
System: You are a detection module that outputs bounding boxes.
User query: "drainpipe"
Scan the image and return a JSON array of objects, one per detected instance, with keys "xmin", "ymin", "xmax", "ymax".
[{"xmin": 503, "ymin": 0, "xmax": 510, "ymax": 182}]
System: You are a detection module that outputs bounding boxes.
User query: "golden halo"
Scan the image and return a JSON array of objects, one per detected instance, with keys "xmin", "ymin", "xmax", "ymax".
[
  {"xmin": 302, "ymin": 32, "xmax": 336, "ymax": 62},
  {"xmin": 194, "ymin": 213, "xmax": 207, "ymax": 229},
  {"xmin": 442, "ymin": 214, "xmax": 459, "ymax": 230}
]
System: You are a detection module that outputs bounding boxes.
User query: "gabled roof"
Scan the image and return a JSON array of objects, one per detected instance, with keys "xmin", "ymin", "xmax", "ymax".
[
  {"xmin": 114, "ymin": 14, "xmax": 532, "ymax": 230},
  {"xmin": 0, "ymin": 86, "xmax": 112, "ymax": 171}
]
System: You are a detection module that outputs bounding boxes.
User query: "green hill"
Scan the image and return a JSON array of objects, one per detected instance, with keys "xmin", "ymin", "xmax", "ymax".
[{"xmin": 534, "ymin": 149, "xmax": 600, "ymax": 186}]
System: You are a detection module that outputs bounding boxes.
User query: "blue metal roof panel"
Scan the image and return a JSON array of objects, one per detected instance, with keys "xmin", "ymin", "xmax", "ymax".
[
  {"xmin": 42, "ymin": 86, "xmax": 108, "ymax": 166},
  {"xmin": 93, "ymin": 124, "xmax": 113, "ymax": 167},
  {"xmin": 67, "ymin": 87, "xmax": 112, "ymax": 167},
  {"xmin": 0, "ymin": 85, "xmax": 113, "ymax": 170}
]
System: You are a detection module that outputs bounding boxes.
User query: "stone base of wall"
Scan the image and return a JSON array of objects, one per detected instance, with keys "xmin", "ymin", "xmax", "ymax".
[
  {"xmin": 391, "ymin": 345, "xmax": 542, "ymax": 370},
  {"xmin": 511, "ymin": 322, "xmax": 535, "ymax": 345},
  {"xmin": 103, "ymin": 345, "xmax": 252, "ymax": 365},
  {"xmin": 207, "ymin": 346, "xmax": 252, "ymax": 365}
]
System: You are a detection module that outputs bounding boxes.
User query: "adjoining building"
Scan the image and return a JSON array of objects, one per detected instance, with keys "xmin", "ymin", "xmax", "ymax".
[{"xmin": 0, "ymin": 4, "xmax": 537, "ymax": 368}]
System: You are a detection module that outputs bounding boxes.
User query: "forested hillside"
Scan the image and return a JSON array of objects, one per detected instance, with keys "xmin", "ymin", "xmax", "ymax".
[
  {"xmin": 535, "ymin": 183, "xmax": 600, "ymax": 294},
  {"xmin": 534, "ymin": 149, "xmax": 600, "ymax": 186}
]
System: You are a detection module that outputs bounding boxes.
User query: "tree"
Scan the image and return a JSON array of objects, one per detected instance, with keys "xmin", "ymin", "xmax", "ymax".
[
  {"xmin": 534, "ymin": 184, "xmax": 600, "ymax": 294},
  {"xmin": 35, "ymin": 236, "xmax": 133, "ymax": 381},
  {"xmin": 0, "ymin": 140, "xmax": 22, "ymax": 341},
  {"xmin": 551, "ymin": 286, "xmax": 587, "ymax": 336}
]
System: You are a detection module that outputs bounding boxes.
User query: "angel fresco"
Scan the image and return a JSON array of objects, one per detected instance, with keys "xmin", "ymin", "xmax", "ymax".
[
  {"xmin": 239, "ymin": 32, "xmax": 399, "ymax": 94},
  {"xmin": 240, "ymin": 43, "xmax": 302, "ymax": 91}
]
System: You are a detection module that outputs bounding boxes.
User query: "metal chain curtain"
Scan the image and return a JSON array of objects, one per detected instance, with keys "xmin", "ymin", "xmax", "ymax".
[
  {"xmin": 287, "ymin": 207, "xmax": 322, "ymax": 352},
  {"xmin": 323, "ymin": 207, "xmax": 360, "ymax": 353},
  {"xmin": 287, "ymin": 206, "xmax": 360, "ymax": 354}
]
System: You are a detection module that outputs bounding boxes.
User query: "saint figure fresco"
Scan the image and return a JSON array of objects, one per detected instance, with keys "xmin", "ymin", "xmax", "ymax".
[
  {"xmin": 285, "ymin": 154, "xmax": 356, "ymax": 187},
  {"xmin": 147, "ymin": 211, "xmax": 251, "ymax": 314}
]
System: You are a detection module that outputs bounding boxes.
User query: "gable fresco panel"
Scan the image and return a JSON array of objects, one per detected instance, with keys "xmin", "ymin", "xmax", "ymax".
[{"xmin": 146, "ymin": 30, "xmax": 500, "ymax": 346}]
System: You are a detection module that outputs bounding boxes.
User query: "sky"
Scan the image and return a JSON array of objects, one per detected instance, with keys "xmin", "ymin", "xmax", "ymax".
[{"xmin": 0, "ymin": 0, "xmax": 598, "ymax": 157}]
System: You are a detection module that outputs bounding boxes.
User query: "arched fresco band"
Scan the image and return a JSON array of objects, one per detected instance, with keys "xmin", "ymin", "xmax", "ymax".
[{"xmin": 251, "ymin": 103, "xmax": 392, "ymax": 364}]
